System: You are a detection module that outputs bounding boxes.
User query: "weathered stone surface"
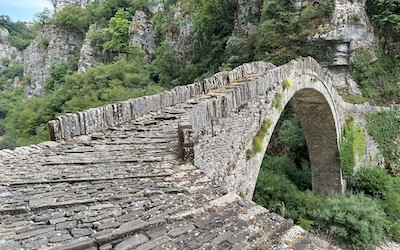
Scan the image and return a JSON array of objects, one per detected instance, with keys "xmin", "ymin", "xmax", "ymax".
[
  {"xmin": 168, "ymin": 224, "xmax": 195, "ymax": 237},
  {"xmin": 129, "ymin": 10, "xmax": 156, "ymax": 61},
  {"xmin": 77, "ymin": 24, "xmax": 99, "ymax": 72},
  {"xmin": 15, "ymin": 227, "xmax": 55, "ymax": 240},
  {"xmin": 50, "ymin": 238, "xmax": 95, "ymax": 250},
  {"xmin": 114, "ymin": 234, "xmax": 149, "ymax": 250}
]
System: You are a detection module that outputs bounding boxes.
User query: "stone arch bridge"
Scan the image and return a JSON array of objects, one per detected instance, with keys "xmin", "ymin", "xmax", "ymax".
[{"xmin": 0, "ymin": 57, "xmax": 371, "ymax": 249}]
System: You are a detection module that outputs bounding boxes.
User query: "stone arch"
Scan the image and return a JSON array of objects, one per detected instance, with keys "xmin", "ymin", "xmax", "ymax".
[
  {"xmin": 250, "ymin": 73, "xmax": 345, "ymax": 196},
  {"xmin": 186, "ymin": 57, "xmax": 346, "ymax": 197},
  {"xmin": 283, "ymin": 88, "xmax": 342, "ymax": 195}
]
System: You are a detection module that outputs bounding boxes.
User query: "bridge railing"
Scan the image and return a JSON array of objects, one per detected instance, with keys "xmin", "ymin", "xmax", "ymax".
[{"xmin": 47, "ymin": 61, "xmax": 275, "ymax": 141}]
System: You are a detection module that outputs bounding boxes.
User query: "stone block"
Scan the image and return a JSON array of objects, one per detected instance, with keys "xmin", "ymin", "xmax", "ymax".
[
  {"xmin": 77, "ymin": 112, "xmax": 86, "ymax": 135},
  {"xmin": 103, "ymin": 105, "xmax": 114, "ymax": 127},
  {"xmin": 114, "ymin": 234, "xmax": 149, "ymax": 250},
  {"xmin": 48, "ymin": 120, "xmax": 60, "ymax": 141}
]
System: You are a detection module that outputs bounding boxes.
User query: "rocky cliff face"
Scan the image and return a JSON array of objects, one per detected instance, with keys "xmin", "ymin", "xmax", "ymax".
[
  {"xmin": 77, "ymin": 24, "xmax": 100, "ymax": 72},
  {"xmin": 0, "ymin": 28, "xmax": 22, "ymax": 68},
  {"xmin": 51, "ymin": 0, "xmax": 94, "ymax": 12},
  {"xmin": 314, "ymin": 0, "xmax": 376, "ymax": 93},
  {"xmin": 234, "ymin": 0, "xmax": 263, "ymax": 33},
  {"xmin": 24, "ymin": 26, "xmax": 84, "ymax": 97},
  {"xmin": 129, "ymin": 10, "xmax": 157, "ymax": 61},
  {"xmin": 22, "ymin": 0, "xmax": 379, "ymax": 98}
]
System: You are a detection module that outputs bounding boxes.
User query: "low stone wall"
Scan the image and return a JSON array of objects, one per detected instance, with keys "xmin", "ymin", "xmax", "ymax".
[{"xmin": 48, "ymin": 61, "xmax": 275, "ymax": 141}]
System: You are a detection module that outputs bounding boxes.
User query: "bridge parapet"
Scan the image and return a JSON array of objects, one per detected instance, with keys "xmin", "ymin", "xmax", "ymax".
[{"xmin": 47, "ymin": 62, "xmax": 275, "ymax": 141}]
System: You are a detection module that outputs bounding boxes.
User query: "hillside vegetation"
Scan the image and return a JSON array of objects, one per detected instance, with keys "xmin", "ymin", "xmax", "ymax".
[{"xmin": 0, "ymin": 1, "xmax": 399, "ymax": 248}]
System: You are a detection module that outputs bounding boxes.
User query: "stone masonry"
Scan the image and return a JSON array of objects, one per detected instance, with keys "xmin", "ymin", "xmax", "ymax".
[
  {"xmin": 46, "ymin": 57, "xmax": 371, "ymax": 196},
  {"xmin": 0, "ymin": 57, "xmax": 375, "ymax": 249}
]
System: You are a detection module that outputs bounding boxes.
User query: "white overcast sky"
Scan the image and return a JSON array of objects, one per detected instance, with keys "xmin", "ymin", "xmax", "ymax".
[{"xmin": 0, "ymin": 0, "xmax": 53, "ymax": 22}]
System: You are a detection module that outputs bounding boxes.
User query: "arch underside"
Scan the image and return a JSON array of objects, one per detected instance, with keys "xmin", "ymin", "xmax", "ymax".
[{"xmin": 290, "ymin": 88, "xmax": 342, "ymax": 195}]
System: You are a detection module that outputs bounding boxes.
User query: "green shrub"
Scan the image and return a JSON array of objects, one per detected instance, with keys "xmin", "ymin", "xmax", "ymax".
[
  {"xmin": 38, "ymin": 37, "xmax": 49, "ymax": 49},
  {"xmin": 340, "ymin": 93, "xmax": 367, "ymax": 104},
  {"xmin": 350, "ymin": 45, "xmax": 400, "ymax": 104},
  {"xmin": 366, "ymin": 109, "xmax": 399, "ymax": 153},
  {"xmin": 366, "ymin": 0, "xmax": 400, "ymax": 41},
  {"xmin": 315, "ymin": 194, "xmax": 387, "ymax": 248},
  {"xmin": 52, "ymin": 4, "xmax": 91, "ymax": 35},
  {"xmin": 278, "ymin": 115, "xmax": 306, "ymax": 152},
  {"xmin": 388, "ymin": 220, "xmax": 400, "ymax": 243},
  {"xmin": 253, "ymin": 167, "xmax": 322, "ymax": 225},
  {"xmin": 262, "ymin": 155, "xmax": 311, "ymax": 191},
  {"xmin": 366, "ymin": 108, "xmax": 400, "ymax": 171},
  {"xmin": 0, "ymin": 135, "xmax": 17, "ymax": 149},
  {"xmin": 353, "ymin": 166, "xmax": 391, "ymax": 199}
]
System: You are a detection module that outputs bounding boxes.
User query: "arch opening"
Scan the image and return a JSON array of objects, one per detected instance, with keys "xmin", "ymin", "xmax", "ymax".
[
  {"xmin": 253, "ymin": 88, "xmax": 342, "ymax": 198},
  {"xmin": 290, "ymin": 88, "xmax": 342, "ymax": 195}
]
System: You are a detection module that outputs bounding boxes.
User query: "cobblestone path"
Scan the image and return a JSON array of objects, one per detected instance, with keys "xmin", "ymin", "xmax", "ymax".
[{"xmin": 0, "ymin": 107, "xmax": 338, "ymax": 250}]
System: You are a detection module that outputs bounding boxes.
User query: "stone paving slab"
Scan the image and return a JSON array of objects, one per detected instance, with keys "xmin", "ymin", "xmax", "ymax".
[{"xmin": 0, "ymin": 106, "xmax": 338, "ymax": 249}]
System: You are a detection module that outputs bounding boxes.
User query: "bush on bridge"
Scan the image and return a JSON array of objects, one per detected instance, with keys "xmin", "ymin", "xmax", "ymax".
[{"xmin": 247, "ymin": 119, "xmax": 272, "ymax": 158}]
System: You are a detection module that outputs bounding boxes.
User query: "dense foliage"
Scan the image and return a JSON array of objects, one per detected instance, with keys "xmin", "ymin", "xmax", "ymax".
[
  {"xmin": 253, "ymin": 105, "xmax": 397, "ymax": 248},
  {"xmin": 339, "ymin": 117, "xmax": 366, "ymax": 178},
  {"xmin": 366, "ymin": 0, "xmax": 400, "ymax": 40},
  {"xmin": 0, "ymin": 52, "xmax": 163, "ymax": 148},
  {"xmin": 350, "ymin": 45, "xmax": 400, "ymax": 105},
  {"xmin": 254, "ymin": 0, "xmax": 336, "ymax": 65},
  {"xmin": 0, "ymin": 15, "xmax": 35, "ymax": 50},
  {"xmin": 366, "ymin": 108, "xmax": 400, "ymax": 173}
]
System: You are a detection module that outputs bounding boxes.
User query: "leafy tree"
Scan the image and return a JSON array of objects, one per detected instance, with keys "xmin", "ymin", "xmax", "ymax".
[
  {"xmin": 188, "ymin": 0, "xmax": 238, "ymax": 78},
  {"xmin": 52, "ymin": 4, "xmax": 91, "ymax": 35},
  {"xmin": 0, "ymin": 15, "xmax": 36, "ymax": 50},
  {"xmin": 366, "ymin": 0, "xmax": 400, "ymax": 40},
  {"xmin": 102, "ymin": 8, "xmax": 131, "ymax": 55},
  {"xmin": 34, "ymin": 8, "xmax": 51, "ymax": 28}
]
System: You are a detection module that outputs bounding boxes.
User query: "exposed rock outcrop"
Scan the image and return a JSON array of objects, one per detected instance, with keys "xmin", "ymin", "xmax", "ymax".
[
  {"xmin": 314, "ymin": 0, "xmax": 375, "ymax": 93},
  {"xmin": 51, "ymin": 0, "xmax": 94, "ymax": 12},
  {"xmin": 77, "ymin": 24, "xmax": 100, "ymax": 72},
  {"xmin": 234, "ymin": 0, "xmax": 263, "ymax": 33},
  {"xmin": 165, "ymin": 0, "xmax": 193, "ymax": 54},
  {"xmin": 24, "ymin": 26, "xmax": 84, "ymax": 97},
  {"xmin": 0, "ymin": 28, "xmax": 22, "ymax": 68},
  {"xmin": 129, "ymin": 10, "xmax": 157, "ymax": 61}
]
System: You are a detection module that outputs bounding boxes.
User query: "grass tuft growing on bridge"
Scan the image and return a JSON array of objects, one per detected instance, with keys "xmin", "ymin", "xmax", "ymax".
[
  {"xmin": 273, "ymin": 92, "xmax": 284, "ymax": 111},
  {"xmin": 283, "ymin": 78, "xmax": 293, "ymax": 89},
  {"xmin": 247, "ymin": 119, "xmax": 272, "ymax": 159}
]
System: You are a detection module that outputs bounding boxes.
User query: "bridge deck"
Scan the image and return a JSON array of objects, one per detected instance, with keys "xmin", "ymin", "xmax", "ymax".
[{"xmin": 1, "ymin": 105, "xmax": 336, "ymax": 249}]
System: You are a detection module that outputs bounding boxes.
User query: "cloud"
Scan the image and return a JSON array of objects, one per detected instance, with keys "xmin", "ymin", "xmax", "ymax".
[{"xmin": 0, "ymin": 0, "xmax": 53, "ymax": 10}]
